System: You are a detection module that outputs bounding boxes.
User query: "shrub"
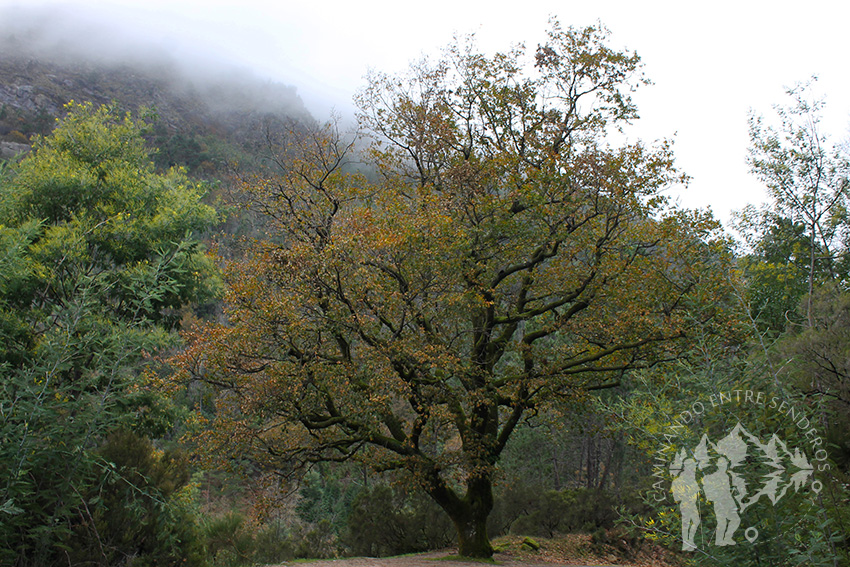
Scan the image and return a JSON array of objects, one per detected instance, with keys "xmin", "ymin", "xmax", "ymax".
[
  {"xmin": 66, "ymin": 429, "xmax": 205, "ymax": 567},
  {"xmin": 508, "ymin": 487, "xmax": 631, "ymax": 537},
  {"xmin": 6, "ymin": 130, "xmax": 29, "ymax": 144},
  {"xmin": 342, "ymin": 484, "xmax": 455, "ymax": 556},
  {"xmin": 204, "ymin": 512, "xmax": 256, "ymax": 567}
]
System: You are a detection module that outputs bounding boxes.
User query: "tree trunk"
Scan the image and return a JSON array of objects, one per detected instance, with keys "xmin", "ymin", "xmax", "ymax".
[
  {"xmin": 428, "ymin": 474, "xmax": 495, "ymax": 558},
  {"xmin": 454, "ymin": 511, "xmax": 494, "ymax": 558},
  {"xmin": 807, "ymin": 221, "xmax": 816, "ymax": 328}
]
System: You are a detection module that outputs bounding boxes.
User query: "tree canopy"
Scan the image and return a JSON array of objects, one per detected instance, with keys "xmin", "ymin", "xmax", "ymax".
[{"xmin": 179, "ymin": 20, "xmax": 739, "ymax": 557}]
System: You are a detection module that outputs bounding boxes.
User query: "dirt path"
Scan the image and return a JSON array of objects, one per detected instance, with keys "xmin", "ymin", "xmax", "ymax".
[
  {"xmin": 270, "ymin": 535, "xmax": 683, "ymax": 567},
  {"xmin": 274, "ymin": 550, "xmax": 625, "ymax": 567}
]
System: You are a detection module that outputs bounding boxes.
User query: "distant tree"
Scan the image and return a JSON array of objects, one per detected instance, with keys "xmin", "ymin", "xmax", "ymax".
[
  {"xmin": 180, "ymin": 20, "xmax": 738, "ymax": 557},
  {"xmin": 0, "ymin": 102, "xmax": 219, "ymax": 566},
  {"xmin": 744, "ymin": 80, "xmax": 850, "ymax": 327},
  {"xmin": 734, "ymin": 210, "xmax": 811, "ymax": 334}
]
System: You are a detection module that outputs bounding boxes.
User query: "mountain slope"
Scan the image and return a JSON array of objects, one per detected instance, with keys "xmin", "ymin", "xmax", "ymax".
[{"xmin": 0, "ymin": 38, "xmax": 315, "ymax": 172}]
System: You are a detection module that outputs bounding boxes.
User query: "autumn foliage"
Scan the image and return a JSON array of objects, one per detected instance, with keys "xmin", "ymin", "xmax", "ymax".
[{"xmin": 178, "ymin": 19, "xmax": 739, "ymax": 557}]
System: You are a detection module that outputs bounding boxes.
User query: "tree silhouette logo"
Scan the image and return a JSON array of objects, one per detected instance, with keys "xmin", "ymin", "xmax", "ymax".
[{"xmin": 668, "ymin": 421, "xmax": 819, "ymax": 551}]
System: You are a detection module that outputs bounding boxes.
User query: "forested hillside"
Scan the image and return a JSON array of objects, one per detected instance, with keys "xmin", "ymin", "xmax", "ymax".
[{"xmin": 0, "ymin": 15, "xmax": 848, "ymax": 567}]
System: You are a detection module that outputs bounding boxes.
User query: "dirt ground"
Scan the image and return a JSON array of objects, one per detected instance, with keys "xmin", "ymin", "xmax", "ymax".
[
  {"xmin": 274, "ymin": 551, "xmax": 599, "ymax": 567},
  {"xmin": 274, "ymin": 552, "xmax": 607, "ymax": 567},
  {"xmin": 273, "ymin": 535, "xmax": 684, "ymax": 567}
]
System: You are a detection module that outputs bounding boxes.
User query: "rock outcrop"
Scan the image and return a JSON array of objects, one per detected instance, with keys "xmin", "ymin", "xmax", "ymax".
[{"xmin": 0, "ymin": 141, "xmax": 30, "ymax": 160}]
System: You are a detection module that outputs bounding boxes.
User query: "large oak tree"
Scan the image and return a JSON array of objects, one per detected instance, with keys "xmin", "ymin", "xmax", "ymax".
[{"xmin": 181, "ymin": 20, "xmax": 736, "ymax": 557}]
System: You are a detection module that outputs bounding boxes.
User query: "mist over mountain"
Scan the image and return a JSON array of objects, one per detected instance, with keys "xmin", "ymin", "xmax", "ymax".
[{"xmin": 0, "ymin": 3, "xmax": 316, "ymax": 166}]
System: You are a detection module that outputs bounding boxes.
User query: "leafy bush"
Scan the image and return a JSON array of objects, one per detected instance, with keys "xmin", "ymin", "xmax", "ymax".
[
  {"xmin": 508, "ymin": 487, "xmax": 634, "ymax": 537},
  {"xmin": 342, "ymin": 484, "xmax": 455, "ymax": 557},
  {"xmin": 252, "ymin": 522, "xmax": 296, "ymax": 564},
  {"xmin": 202, "ymin": 512, "xmax": 342, "ymax": 565},
  {"xmin": 295, "ymin": 519, "xmax": 339, "ymax": 559},
  {"xmin": 204, "ymin": 512, "xmax": 256, "ymax": 567},
  {"xmin": 5, "ymin": 130, "xmax": 29, "ymax": 144},
  {"xmin": 64, "ymin": 430, "xmax": 205, "ymax": 566},
  {"xmin": 488, "ymin": 482, "xmax": 541, "ymax": 536}
]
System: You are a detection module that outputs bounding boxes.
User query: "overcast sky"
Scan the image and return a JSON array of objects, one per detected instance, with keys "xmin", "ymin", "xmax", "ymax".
[{"xmin": 2, "ymin": 0, "xmax": 849, "ymax": 228}]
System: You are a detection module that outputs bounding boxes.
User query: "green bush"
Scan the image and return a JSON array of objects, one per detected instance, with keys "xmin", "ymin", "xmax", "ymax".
[
  {"xmin": 252, "ymin": 522, "xmax": 296, "ymax": 564},
  {"xmin": 508, "ymin": 487, "xmax": 632, "ymax": 537},
  {"xmin": 488, "ymin": 482, "xmax": 541, "ymax": 536},
  {"xmin": 204, "ymin": 512, "xmax": 256, "ymax": 567},
  {"xmin": 296, "ymin": 519, "xmax": 339, "ymax": 559},
  {"xmin": 68, "ymin": 429, "xmax": 205, "ymax": 567},
  {"xmin": 342, "ymin": 484, "xmax": 455, "ymax": 557}
]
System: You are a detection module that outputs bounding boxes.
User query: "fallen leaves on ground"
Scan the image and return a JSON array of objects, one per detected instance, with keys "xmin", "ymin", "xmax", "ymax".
[{"xmin": 491, "ymin": 533, "xmax": 686, "ymax": 567}]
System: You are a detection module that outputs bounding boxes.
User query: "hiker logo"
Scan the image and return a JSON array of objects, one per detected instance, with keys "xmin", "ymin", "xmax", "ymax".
[
  {"xmin": 650, "ymin": 390, "xmax": 829, "ymax": 552},
  {"xmin": 668, "ymin": 422, "xmax": 818, "ymax": 551}
]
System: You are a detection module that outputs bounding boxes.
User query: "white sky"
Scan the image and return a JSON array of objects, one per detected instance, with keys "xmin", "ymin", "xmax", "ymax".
[{"xmin": 3, "ymin": 0, "xmax": 850, "ymax": 228}]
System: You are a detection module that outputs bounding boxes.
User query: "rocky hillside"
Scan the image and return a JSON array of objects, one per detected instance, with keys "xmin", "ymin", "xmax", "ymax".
[{"xmin": 0, "ymin": 44, "xmax": 315, "ymax": 171}]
